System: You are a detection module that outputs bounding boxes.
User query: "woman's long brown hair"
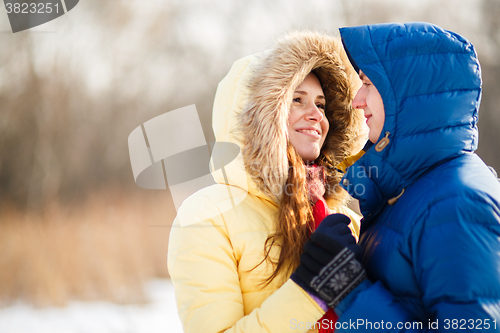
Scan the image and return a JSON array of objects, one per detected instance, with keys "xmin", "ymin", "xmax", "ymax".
[{"xmin": 256, "ymin": 143, "xmax": 315, "ymax": 286}]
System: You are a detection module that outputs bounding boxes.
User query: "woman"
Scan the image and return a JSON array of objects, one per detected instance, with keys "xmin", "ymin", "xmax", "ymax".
[{"xmin": 168, "ymin": 31, "xmax": 364, "ymax": 332}]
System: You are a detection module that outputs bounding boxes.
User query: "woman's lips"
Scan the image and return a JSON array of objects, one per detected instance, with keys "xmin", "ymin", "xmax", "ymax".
[{"xmin": 296, "ymin": 128, "xmax": 321, "ymax": 139}]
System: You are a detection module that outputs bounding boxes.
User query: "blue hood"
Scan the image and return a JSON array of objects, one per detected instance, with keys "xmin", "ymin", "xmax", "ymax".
[{"xmin": 339, "ymin": 22, "xmax": 482, "ymax": 217}]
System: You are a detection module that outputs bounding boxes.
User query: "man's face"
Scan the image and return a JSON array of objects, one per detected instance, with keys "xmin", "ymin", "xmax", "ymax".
[{"xmin": 352, "ymin": 70, "xmax": 385, "ymax": 144}]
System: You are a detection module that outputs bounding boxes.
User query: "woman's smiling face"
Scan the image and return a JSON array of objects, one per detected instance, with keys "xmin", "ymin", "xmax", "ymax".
[{"xmin": 288, "ymin": 73, "xmax": 329, "ymax": 162}]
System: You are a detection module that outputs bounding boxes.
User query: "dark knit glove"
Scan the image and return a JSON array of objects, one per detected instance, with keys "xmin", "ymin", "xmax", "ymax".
[
  {"xmin": 315, "ymin": 214, "xmax": 362, "ymax": 259},
  {"xmin": 291, "ymin": 217, "xmax": 366, "ymax": 309}
]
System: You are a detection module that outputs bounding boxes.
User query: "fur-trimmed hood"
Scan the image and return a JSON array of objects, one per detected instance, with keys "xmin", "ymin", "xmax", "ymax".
[{"xmin": 211, "ymin": 31, "xmax": 364, "ymax": 207}]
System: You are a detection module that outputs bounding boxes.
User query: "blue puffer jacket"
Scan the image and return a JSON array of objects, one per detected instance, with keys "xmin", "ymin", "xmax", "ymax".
[{"xmin": 336, "ymin": 23, "xmax": 500, "ymax": 332}]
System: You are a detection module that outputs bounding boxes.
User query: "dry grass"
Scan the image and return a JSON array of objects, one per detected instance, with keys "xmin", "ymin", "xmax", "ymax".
[{"xmin": 0, "ymin": 189, "xmax": 175, "ymax": 307}]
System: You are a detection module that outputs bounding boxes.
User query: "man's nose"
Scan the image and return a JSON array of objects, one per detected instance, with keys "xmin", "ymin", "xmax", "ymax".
[{"xmin": 352, "ymin": 89, "xmax": 366, "ymax": 109}]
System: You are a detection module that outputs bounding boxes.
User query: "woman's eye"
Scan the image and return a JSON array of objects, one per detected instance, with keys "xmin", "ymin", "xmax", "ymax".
[
  {"xmin": 317, "ymin": 103, "xmax": 325, "ymax": 111},
  {"xmin": 292, "ymin": 97, "xmax": 301, "ymax": 103}
]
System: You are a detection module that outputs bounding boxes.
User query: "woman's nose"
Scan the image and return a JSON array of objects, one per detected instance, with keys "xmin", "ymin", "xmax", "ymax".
[{"xmin": 305, "ymin": 104, "xmax": 323, "ymax": 122}]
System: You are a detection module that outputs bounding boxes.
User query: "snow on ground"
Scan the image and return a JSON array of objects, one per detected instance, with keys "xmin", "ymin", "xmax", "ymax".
[{"xmin": 0, "ymin": 279, "xmax": 183, "ymax": 333}]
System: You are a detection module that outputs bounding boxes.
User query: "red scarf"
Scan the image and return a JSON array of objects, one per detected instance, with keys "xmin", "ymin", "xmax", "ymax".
[{"xmin": 306, "ymin": 164, "xmax": 338, "ymax": 333}]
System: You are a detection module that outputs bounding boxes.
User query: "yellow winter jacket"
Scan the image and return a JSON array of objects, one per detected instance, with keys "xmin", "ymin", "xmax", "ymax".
[{"xmin": 168, "ymin": 31, "xmax": 364, "ymax": 333}]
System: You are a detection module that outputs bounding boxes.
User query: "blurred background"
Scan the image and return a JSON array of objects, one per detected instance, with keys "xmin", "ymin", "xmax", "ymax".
[{"xmin": 0, "ymin": 0, "xmax": 499, "ymax": 331}]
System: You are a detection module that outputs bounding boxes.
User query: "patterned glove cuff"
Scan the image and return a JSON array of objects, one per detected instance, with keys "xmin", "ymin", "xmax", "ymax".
[{"xmin": 310, "ymin": 247, "xmax": 366, "ymax": 308}]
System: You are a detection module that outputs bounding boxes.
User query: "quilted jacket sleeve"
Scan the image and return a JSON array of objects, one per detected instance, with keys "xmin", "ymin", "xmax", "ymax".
[
  {"xmin": 335, "ymin": 198, "xmax": 500, "ymax": 332},
  {"xmin": 167, "ymin": 195, "xmax": 325, "ymax": 333}
]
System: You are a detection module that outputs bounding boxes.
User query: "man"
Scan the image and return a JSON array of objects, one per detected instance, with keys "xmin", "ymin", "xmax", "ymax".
[
  {"xmin": 291, "ymin": 22, "xmax": 500, "ymax": 332},
  {"xmin": 339, "ymin": 21, "xmax": 500, "ymax": 331}
]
